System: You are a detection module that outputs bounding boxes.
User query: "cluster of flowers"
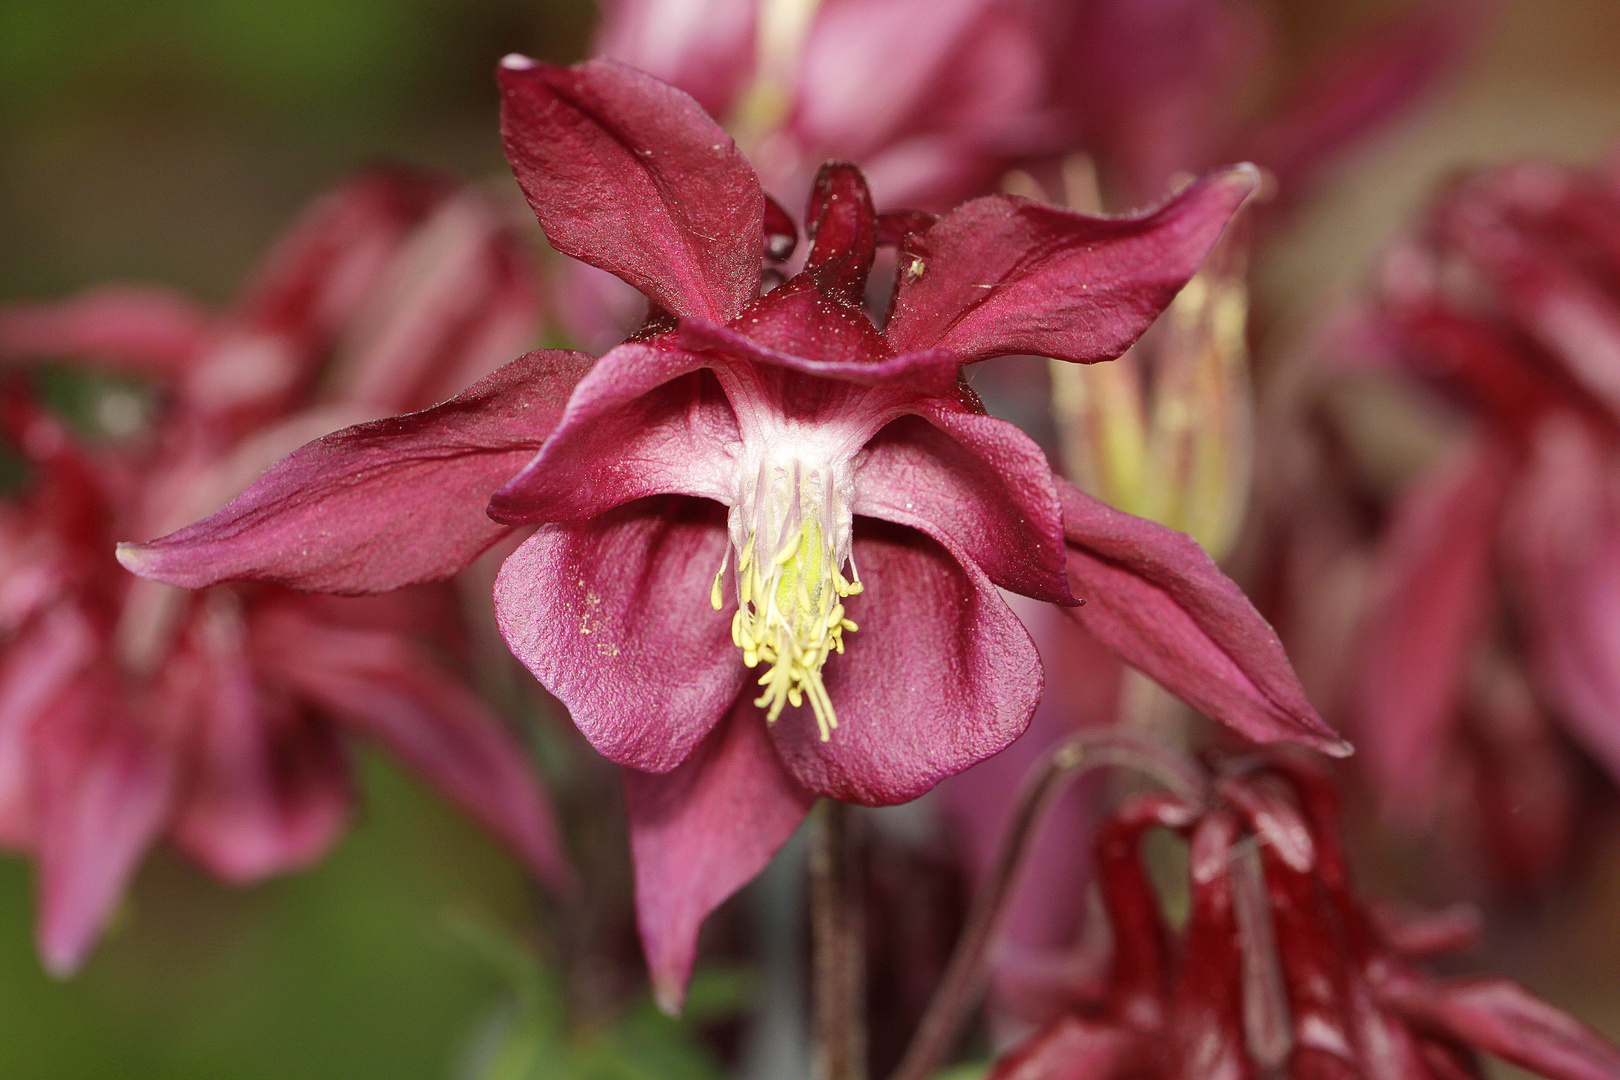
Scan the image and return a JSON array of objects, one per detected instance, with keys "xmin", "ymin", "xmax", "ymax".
[{"xmin": 2, "ymin": 0, "xmax": 1618, "ymax": 1074}]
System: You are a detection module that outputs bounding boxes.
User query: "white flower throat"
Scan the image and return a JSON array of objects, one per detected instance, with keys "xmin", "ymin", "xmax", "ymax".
[{"xmin": 713, "ymin": 447, "xmax": 861, "ymax": 741}]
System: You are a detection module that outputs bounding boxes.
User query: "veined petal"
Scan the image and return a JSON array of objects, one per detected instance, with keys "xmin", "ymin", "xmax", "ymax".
[
  {"xmin": 884, "ymin": 167, "xmax": 1259, "ymax": 365},
  {"xmin": 117, "ymin": 350, "xmax": 591, "ymax": 594},
  {"xmin": 1351, "ymin": 436, "xmax": 1506, "ymax": 813},
  {"xmin": 34, "ymin": 680, "xmax": 177, "ymax": 977},
  {"xmin": 498, "ymin": 58, "xmax": 765, "ymax": 323},
  {"xmin": 766, "ymin": 517, "xmax": 1041, "ymax": 805},
  {"xmin": 488, "ymin": 343, "xmax": 736, "ymax": 525},
  {"xmin": 256, "ymin": 601, "xmax": 572, "ymax": 891},
  {"xmin": 625, "ymin": 701, "xmax": 813, "ymax": 1015},
  {"xmin": 493, "ymin": 496, "xmax": 744, "ymax": 774},
  {"xmin": 854, "ymin": 409, "xmax": 1072, "ymax": 604},
  {"xmin": 1057, "ymin": 478, "xmax": 1349, "ymax": 755}
]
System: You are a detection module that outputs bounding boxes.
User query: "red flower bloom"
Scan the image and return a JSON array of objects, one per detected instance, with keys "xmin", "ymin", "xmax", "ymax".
[
  {"xmin": 119, "ymin": 60, "xmax": 1342, "ymax": 1010},
  {"xmin": 0, "ymin": 168, "xmax": 569, "ymax": 974},
  {"xmin": 991, "ymin": 755, "xmax": 1620, "ymax": 1080}
]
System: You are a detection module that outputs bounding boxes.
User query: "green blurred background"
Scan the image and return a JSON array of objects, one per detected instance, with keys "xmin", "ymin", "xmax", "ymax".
[{"xmin": 3, "ymin": 0, "xmax": 1620, "ymax": 1075}]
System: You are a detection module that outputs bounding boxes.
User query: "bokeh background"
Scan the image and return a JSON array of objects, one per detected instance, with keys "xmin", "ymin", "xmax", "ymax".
[{"xmin": 1, "ymin": 0, "xmax": 1619, "ymax": 1076}]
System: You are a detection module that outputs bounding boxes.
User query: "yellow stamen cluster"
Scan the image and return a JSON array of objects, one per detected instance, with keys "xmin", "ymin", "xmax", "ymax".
[{"xmin": 713, "ymin": 461, "xmax": 861, "ymax": 741}]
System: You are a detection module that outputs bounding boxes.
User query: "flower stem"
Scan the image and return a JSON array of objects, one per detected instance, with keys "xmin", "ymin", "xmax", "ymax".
[
  {"xmin": 811, "ymin": 799, "xmax": 867, "ymax": 1080},
  {"xmin": 887, "ymin": 729, "xmax": 1207, "ymax": 1080}
]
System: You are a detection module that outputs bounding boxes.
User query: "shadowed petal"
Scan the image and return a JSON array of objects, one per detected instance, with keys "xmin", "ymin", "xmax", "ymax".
[
  {"xmin": 498, "ymin": 58, "xmax": 765, "ymax": 322},
  {"xmin": 488, "ymin": 343, "xmax": 736, "ymax": 525},
  {"xmin": 625, "ymin": 701, "xmax": 813, "ymax": 1015},
  {"xmin": 1351, "ymin": 436, "xmax": 1506, "ymax": 812},
  {"xmin": 675, "ymin": 315, "xmax": 960, "ymax": 397},
  {"xmin": 494, "ymin": 496, "xmax": 744, "ymax": 773},
  {"xmin": 256, "ymin": 602, "xmax": 572, "ymax": 890},
  {"xmin": 118, "ymin": 350, "xmax": 591, "ymax": 594},
  {"xmin": 1057, "ymin": 478, "xmax": 1348, "ymax": 755},
  {"xmin": 986, "ymin": 1016, "xmax": 1137, "ymax": 1080},
  {"xmin": 1379, "ymin": 974, "xmax": 1620, "ymax": 1080},
  {"xmin": 803, "ymin": 163, "xmax": 878, "ymax": 306},
  {"xmin": 854, "ymin": 409, "xmax": 1072, "ymax": 603},
  {"xmin": 0, "ymin": 285, "xmax": 210, "ymax": 376},
  {"xmin": 767, "ymin": 517, "xmax": 1041, "ymax": 805},
  {"xmin": 884, "ymin": 166, "xmax": 1259, "ymax": 364},
  {"xmin": 34, "ymin": 681, "xmax": 177, "ymax": 977},
  {"xmin": 170, "ymin": 597, "xmax": 352, "ymax": 882}
]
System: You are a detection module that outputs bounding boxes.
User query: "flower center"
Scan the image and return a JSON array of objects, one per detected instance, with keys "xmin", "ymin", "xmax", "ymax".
[{"xmin": 714, "ymin": 450, "xmax": 861, "ymax": 740}]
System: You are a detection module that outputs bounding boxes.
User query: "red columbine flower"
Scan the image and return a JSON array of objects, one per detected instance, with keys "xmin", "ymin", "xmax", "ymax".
[
  {"xmin": 0, "ymin": 168, "xmax": 568, "ymax": 975},
  {"xmin": 118, "ymin": 59, "xmax": 1343, "ymax": 1011},
  {"xmin": 992, "ymin": 755, "xmax": 1620, "ymax": 1080},
  {"xmin": 1337, "ymin": 158, "xmax": 1620, "ymax": 890}
]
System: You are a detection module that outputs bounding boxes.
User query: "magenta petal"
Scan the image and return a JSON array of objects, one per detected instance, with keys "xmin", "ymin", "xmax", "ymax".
[
  {"xmin": 1351, "ymin": 437, "xmax": 1505, "ymax": 812},
  {"xmin": 1057, "ymin": 478, "xmax": 1348, "ymax": 755},
  {"xmin": 498, "ymin": 58, "xmax": 765, "ymax": 322},
  {"xmin": 854, "ymin": 408, "xmax": 1072, "ymax": 604},
  {"xmin": 34, "ymin": 683, "xmax": 176, "ymax": 976},
  {"xmin": 487, "ymin": 343, "xmax": 736, "ymax": 525},
  {"xmin": 257, "ymin": 603, "xmax": 572, "ymax": 890},
  {"xmin": 802, "ymin": 162, "xmax": 878, "ymax": 307},
  {"xmin": 883, "ymin": 167, "xmax": 1259, "ymax": 364},
  {"xmin": 986, "ymin": 1016, "xmax": 1137, "ymax": 1080},
  {"xmin": 117, "ymin": 351, "xmax": 591, "ymax": 593},
  {"xmin": 625, "ymin": 700, "xmax": 813, "ymax": 1014},
  {"xmin": 675, "ymin": 317, "xmax": 960, "ymax": 396},
  {"xmin": 494, "ymin": 496, "xmax": 744, "ymax": 773},
  {"xmin": 767, "ymin": 518, "xmax": 1041, "ymax": 805},
  {"xmin": 0, "ymin": 608, "xmax": 99, "ymax": 847},
  {"xmin": 592, "ymin": 0, "xmax": 757, "ymax": 123},
  {"xmin": 1379, "ymin": 974, "xmax": 1620, "ymax": 1080},
  {"xmin": 0, "ymin": 285, "xmax": 210, "ymax": 376}
]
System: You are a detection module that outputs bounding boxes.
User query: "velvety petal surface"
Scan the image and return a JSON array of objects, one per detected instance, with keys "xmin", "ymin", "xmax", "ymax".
[
  {"xmin": 34, "ymin": 682, "xmax": 177, "ymax": 977},
  {"xmin": 883, "ymin": 167, "xmax": 1259, "ymax": 364},
  {"xmin": 488, "ymin": 343, "xmax": 736, "ymax": 525},
  {"xmin": 498, "ymin": 58, "xmax": 765, "ymax": 322},
  {"xmin": 766, "ymin": 517, "xmax": 1041, "ymax": 805},
  {"xmin": 853, "ymin": 408, "xmax": 1072, "ymax": 604},
  {"xmin": 494, "ymin": 496, "xmax": 744, "ymax": 773},
  {"xmin": 1351, "ymin": 436, "xmax": 1506, "ymax": 812},
  {"xmin": 1057, "ymin": 478, "xmax": 1348, "ymax": 755},
  {"xmin": 118, "ymin": 350, "xmax": 591, "ymax": 593},
  {"xmin": 256, "ymin": 602, "xmax": 572, "ymax": 890},
  {"xmin": 624, "ymin": 700, "xmax": 813, "ymax": 1015}
]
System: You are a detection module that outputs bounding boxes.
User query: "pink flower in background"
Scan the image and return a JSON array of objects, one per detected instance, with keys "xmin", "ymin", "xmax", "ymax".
[
  {"xmin": 0, "ymin": 168, "xmax": 569, "ymax": 975},
  {"xmin": 1344, "ymin": 158, "xmax": 1620, "ymax": 889},
  {"xmin": 991, "ymin": 755, "xmax": 1620, "ymax": 1080},
  {"xmin": 118, "ymin": 59, "xmax": 1343, "ymax": 1011}
]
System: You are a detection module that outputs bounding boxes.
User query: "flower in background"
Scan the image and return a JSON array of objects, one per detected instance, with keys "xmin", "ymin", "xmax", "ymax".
[
  {"xmin": 118, "ymin": 59, "xmax": 1345, "ymax": 1012},
  {"xmin": 1335, "ymin": 157, "xmax": 1620, "ymax": 891},
  {"xmin": 0, "ymin": 167, "xmax": 569, "ymax": 975},
  {"xmin": 990, "ymin": 753, "xmax": 1620, "ymax": 1080}
]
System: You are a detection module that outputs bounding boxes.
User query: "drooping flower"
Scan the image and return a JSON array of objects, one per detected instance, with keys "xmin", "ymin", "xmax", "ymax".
[
  {"xmin": 990, "ymin": 753, "xmax": 1620, "ymax": 1080},
  {"xmin": 0, "ymin": 167, "xmax": 569, "ymax": 974},
  {"xmin": 118, "ymin": 59, "xmax": 1343, "ymax": 1011},
  {"xmin": 1335, "ymin": 157, "xmax": 1620, "ymax": 890}
]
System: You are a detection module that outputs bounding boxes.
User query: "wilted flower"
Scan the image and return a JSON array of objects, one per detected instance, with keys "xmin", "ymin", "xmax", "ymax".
[
  {"xmin": 0, "ymin": 168, "xmax": 568, "ymax": 974},
  {"xmin": 1343, "ymin": 157, "xmax": 1620, "ymax": 889},
  {"xmin": 118, "ymin": 59, "xmax": 1344, "ymax": 1011},
  {"xmin": 990, "ymin": 754, "xmax": 1620, "ymax": 1080}
]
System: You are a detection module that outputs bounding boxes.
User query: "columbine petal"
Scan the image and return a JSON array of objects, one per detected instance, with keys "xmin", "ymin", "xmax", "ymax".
[
  {"xmin": 1057, "ymin": 478, "xmax": 1349, "ymax": 755},
  {"xmin": 494, "ymin": 496, "xmax": 743, "ymax": 773},
  {"xmin": 498, "ymin": 58, "xmax": 765, "ymax": 322},
  {"xmin": 766, "ymin": 518, "xmax": 1041, "ymax": 804},
  {"xmin": 624, "ymin": 700, "xmax": 814, "ymax": 1015},
  {"xmin": 883, "ymin": 166, "xmax": 1258, "ymax": 365},
  {"xmin": 0, "ymin": 608, "xmax": 99, "ymax": 846},
  {"xmin": 0, "ymin": 285, "xmax": 210, "ymax": 376},
  {"xmin": 34, "ymin": 681, "xmax": 177, "ymax": 977},
  {"xmin": 1351, "ymin": 436, "xmax": 1506, "ymax": 811},
  {"xmin": 487, "ymin": 343, "xmax": 736, "ymax": 525},
  {"xmin": 854, "ymin": 408, "xmax": 1072, "ymax": 604},
  {"xmin": 984, "ymin": 1016, "xmax": 1137, "ymax": 1080},
  {"xmin": 676, "ymin": 314, "xmax": 960, "ymax": 397},
  {"xmin": 168, "ymin": 597, "xmax": 352, "ymax": 883},
  {"xmin": 255, "ymin": 602, "xmax": 572, "ymax": 890},
  {"xmin": 117, "ymin": 351, "xmax": 591, "ymax": 593}
]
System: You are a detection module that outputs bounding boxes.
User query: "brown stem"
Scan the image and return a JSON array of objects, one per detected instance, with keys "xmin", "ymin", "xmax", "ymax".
[
  {"xmin": 887, "ymin": 729, "xmax": 1207, "ymax": 1080},
  {"xmin": 812, "ymin": 799, "xmax": 867, "ymax": 1080}
]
